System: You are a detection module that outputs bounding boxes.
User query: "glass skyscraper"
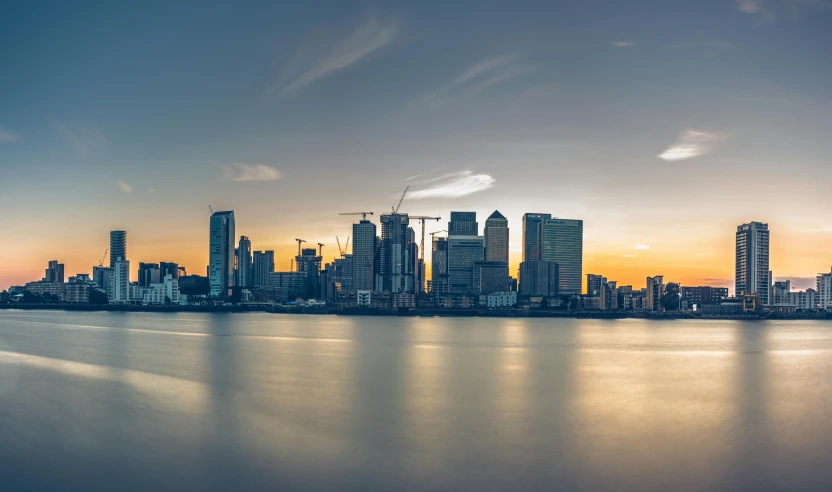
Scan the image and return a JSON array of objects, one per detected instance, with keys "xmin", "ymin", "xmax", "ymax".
[
  {"xmin": 541, "ymin": 218, "xmax": 583, "ymax": 295},
  {"xmin": 736, "ymin": 221, "xmax": 770, "ymax": 305},
  {"xmin": 209, "ymin": 210, "xmax": 235, "ymax": 298},
  {"xmin": 352, "ymin": 219, "xmax": 377, "ymax": 291},
  {"xmin": 109, "ymin": 230, "xmax": 127, "ymax": 267}
]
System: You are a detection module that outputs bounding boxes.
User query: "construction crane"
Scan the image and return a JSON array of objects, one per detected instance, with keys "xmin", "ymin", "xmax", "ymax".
[
  {"xmin": 339, "ymin": 212, "xmax": 374, "ymax": 220},
  {"xmin": 429, "ymin": 229, "xmax": 448, "ymax": 238},
  {"xmin": 317, "ymin": 243, "xmax": 325, "ymax": 257},
  {"xmin": 295, "ymin": 238, "xmax": 306, "ymax": 257},
  {"xmin": 336, "ymin": 237, "xmax": 351, "ymax": 257},
  {"xmin": 209, "ymin": 205, "xmax": 214, "ymax": 215},
  {"xmin": 98, "ymin": 249, "xmax": 108, "ymax": 267},
  {"xmin": 393, "ymin": 186, "xmax": 409, "ymax": 214},
  {"xmin": 410, "ymin": 216, "xmax": 441, "ymax": 292}
]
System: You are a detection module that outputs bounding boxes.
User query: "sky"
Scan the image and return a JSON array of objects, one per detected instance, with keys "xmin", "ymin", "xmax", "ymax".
[{"xmin": 1, "ymin": 0, "xmax": 831, "ymax": 292}]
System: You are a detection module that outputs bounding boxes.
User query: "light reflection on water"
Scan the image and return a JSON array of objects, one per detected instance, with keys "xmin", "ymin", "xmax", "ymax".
[{"xmin": 2, "ymin": 312, "xmax": 832, "ymax": 491}]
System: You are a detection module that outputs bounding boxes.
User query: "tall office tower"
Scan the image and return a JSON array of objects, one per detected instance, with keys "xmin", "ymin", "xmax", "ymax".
[
  {"xmin": 522, "ymin": 213, "xmax": 551, "ymax": 261},
  {"xmin": 110, "ymin": 259, "xmax": 131, "ymax": 303},
  {"xmin": 159, "ymin": 262, "xmax": 180, "ymax": 280},
  {"xmin": 377, "ymin": 214, "xmax": 415, "ymax": 293},
  {"xmin": 818, "ymin": 268, "xmax": 832, "ymax": 310},
  {"xmin": 236, "ymin": 236, "xmax": 252, "ymax": 288},
  {"xmin": 449, "ymin": 211, "xmax": 478, "ymax": 236},
  {"xmin": 252, "ymin": 250, "xmax": 275, "ymax": 288},
  {"xmin": 447, "ymin": 236, "xmax": 485, "ymax": 294},
  {"xmin": 484, "ymin": 210, "xmax": 509, "ymax": 263},
  {"xmin": 209, "ymin": 210, "xmax": 236, "ymax": 298},
  {"xmin": 352, "ymin": 219, "xmax": 377, "ymax": 291},
  {"xmin": 646, "ymin": 275, "xmax": 665, "ymax": 311},
  {"xmin": 138, "ymin": 262, "xmax": 160, "ymax": 287},
  {"xmin": 587, "ymin": 274, "xmax": 606, "ymax": 297},
  {"xmin": 518, "ymin": 261, "xmax": 558, "ymax": 296},
  {"xmin": 473, "ymin": 261, "xmax": 510, "ymax": 294},
  {"xmin": 296, "ymin": 248, "xmax": 322, "ymax": 299},
  {"xmin": 736, "ymin": 222, "xmax": 770, "ymax": 305},
  {"xmin": 541, "ymin": 218, "xmax": 583, "ymax": 295},
  {"xmin": 431, "ymin": 236, "xmax": 449, "ymax": 295},
  {"xmin": 110, "ymin": 230, "xmax": 127, "ymax": 266},
  {"xmin": 45, "ymin": 260, "xmax": 65, "ymax": 283}
]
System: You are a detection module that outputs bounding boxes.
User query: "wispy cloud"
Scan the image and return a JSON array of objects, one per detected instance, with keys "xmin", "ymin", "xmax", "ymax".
[
  {"xmin": 267, "ymin": 18, "xmax": 397, "ymax": 97},
  {"xmin": 423, "ymin": 55, "xmax": 536, "ymax": 107},
  {"xmin": 737, "ymin": 0, "xmax": 777, "ymax": 22},
  {"xmin": 223, "ymin": 163, "xmax": 283, "ymax": 182},
  {"xmin": 0, "ymin": 126, "xmax": 19, "ymax": 143},
  {"xmin": 116, "ymin": 180, "xmax": 132, "ymax": 193},
  {"xmin": 633, "ymin": 244, "xmax": 651, "ymax": 250},
  {"xmin": 658, "ymin": 128, "xmax": 726, "ymax": 161},
  {"xmin": 408, "ymin": 171, "xmax": 495, "ymax": 199},
  {"xmin": 147, "ymin": 187, "xmax": 156, "ymax": 194},
  {"xmin": 51, "ymin": 117, "xmax": 107, "ymax": 157},
  {"xmin": 611, "ymin": 41, "xmax": 635, "ymax": 47},
  {"xmin": 405, "ymin": 174, "xmax": 421, "ymax": 181},
  {"xmin": 737, "ymin": 0, "xmax": 831, "ymax": 23}
]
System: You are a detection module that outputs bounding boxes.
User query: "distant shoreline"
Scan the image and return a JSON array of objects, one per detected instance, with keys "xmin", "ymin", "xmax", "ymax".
[{"xmin": 2, "ymin": 303, "xmax": 831, "ymax": 320}]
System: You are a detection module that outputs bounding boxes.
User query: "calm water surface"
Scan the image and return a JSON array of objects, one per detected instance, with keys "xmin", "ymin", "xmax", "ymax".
[{"xmin": 1, "ymin": 311, "xmax": 832, "ymax": 491}]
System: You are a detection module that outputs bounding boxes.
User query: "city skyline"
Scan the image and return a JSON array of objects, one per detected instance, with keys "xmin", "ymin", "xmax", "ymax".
[{"xmin": 2, "ymin": 1, "xmax": 832, "ymax": 290}]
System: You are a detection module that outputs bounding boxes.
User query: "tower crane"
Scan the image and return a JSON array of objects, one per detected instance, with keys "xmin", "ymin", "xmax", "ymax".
[
  {"xmin": 339, "ymin": 212, "xmax": 374, "ymax": 220},
  {"xmin": 317, "ymin": 243, "xmax": 325, "ymax": 257},
  {"xmin": 393, "ymin": 186, "xmax": 409, "ymax": 214},
  {"xmin": 295, "ymin": 238, "xmax": 306, "ymax": 257},
  {"xmin": 98, "ymin": 249, "xmax": 108, "ymax": 267},
  {"xmin": 410, "ymin": 216, "xmax": 441, "ymax": 292}
]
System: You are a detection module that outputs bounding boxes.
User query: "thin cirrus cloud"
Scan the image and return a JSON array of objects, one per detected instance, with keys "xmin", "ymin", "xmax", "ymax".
[
  {"xmin": 423, "ymin": 55, "xmax": 536, "ymax": 107},
  {"xmin": 633, "ymin": 244, "xmax": 651, "ymax": 250},
  {"xmin": 0, "ymin": 125, "xmax": 20, "ymax": 143},
  {"xmin": 116, "ymin": 180, "xmax": 132, "ymax": 193},
  {"xmin": 408, "ymin": 171, "xmax": 495, "ymax": 199},
  {"xmin": 51, "ymin": 117, "xmax": 108, "ymax": 157},
  {"xmin": 610, "ymin": 41, "xmax": 635, "ymax": 47},
  {"xmin": 267, "ymin": 18, "xmax": 397, "ymax": 97},
  {"xmin": 658, "ymin": 128, "xmax": 725, "ymax": 161},
  {"xmin": 223, "ymin": 163, "xmax": 283, "ymax": 182}
]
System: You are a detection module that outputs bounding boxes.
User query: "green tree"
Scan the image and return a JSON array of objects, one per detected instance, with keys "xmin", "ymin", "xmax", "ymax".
[
  {"xmin": 661, "ymin": 282, "xmax": 681, "ymax": 311},
  {"xmin": 89, "ymin": 289, "xmax": 109, "ymax": 305}
]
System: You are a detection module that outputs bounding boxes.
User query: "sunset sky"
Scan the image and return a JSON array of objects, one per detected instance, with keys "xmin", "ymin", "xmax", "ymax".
[{"xmin": 1, "ymin": 1, "xmax": 831, "ymax": 292}]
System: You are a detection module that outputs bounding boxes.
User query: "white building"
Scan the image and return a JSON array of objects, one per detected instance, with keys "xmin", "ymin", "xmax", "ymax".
[
  {"xmin": 487, "ymin": 291, "xmax": 517, "ymax": 308},
  {"xmin": 818, "ymin": 268, "xmax": 832, "ymax": 310},
  {"xmin": 128, "ymin": 274, "xmax": 181, "ymax": 305},
  {"xmin": 735, "ymin": 222, "xmax": 770, "ymax": 305},
  {"xmin": 110, "ymin": 259, "xmax": 131, "ymax": 304}
]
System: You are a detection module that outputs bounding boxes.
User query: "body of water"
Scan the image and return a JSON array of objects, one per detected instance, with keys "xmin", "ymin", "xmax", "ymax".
[{"xmin": 1, "ymin": 311, "xmax": 832, "ymax": 491}]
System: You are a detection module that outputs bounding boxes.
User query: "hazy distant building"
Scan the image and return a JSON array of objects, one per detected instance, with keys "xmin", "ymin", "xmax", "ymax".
[
  {"xmin": 253, "ymin": 250, "xmax": 275, "ymax": 288},
  {"xmin": 541, "ymin": 218, "xmax": 583, "ymax": 295},
  {"xmin": 377, "ymin": 214, "xmax": 415, "ymax": 293},
  {"xmin": 519, "ymin": 261, "xmax": 558, "ymax": 296},
  {"xmin": 447, "ymin": 236, "xmax": 485, "ymax": 294},
  {"xmin": 431, "ymin": 236, "xmax": 449, "ymax": 295},
  {"xmin": 449, "ymin": 211, "xmax": 478, "ymax": 236},
  {"xmin": 522, "ymin": 213, "xmax": 551, "ymax": 262},
  {"xmin": 236, "ymin": 236, "xmax": 252, "ymax": 288},
  {"xmin": 209, "ymin": 211, "xmax": 235, "ymax": 298},
  {"xmin": 736, "ymin": 222, "xmax": 770, "ymax": 305},
  {"xmin": 352, "ymin": 220, "xmax": 376, "ymax": 291},
  {"xmin": 44, "ymin": 260, "xmax": 64, "ymax": 283},
  {"xmin": 110, "ymin": 230, "xmax": 127, "ymax": 266}
]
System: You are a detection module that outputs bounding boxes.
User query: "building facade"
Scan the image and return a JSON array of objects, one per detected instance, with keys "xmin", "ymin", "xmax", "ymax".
[
  {"xmin": 377, "ymin": 213, "xmax": 415, "ymax": 293},
  {"xmin": 818, "ymin": 268, "xmax": 832, "ymax": 310},
  {"xmin": 519, "ymin": 261, "xmax": 558, "ymax": 296},
  {"xmin": 448, "ymin": 211, "xmax": 478, "ymax": 236},
  {"xmin": 447, "ymin": 236, "xmax": 485, "ymax": 294},
  {"xmin": 110, "ymin": 259, "xmax": 131, "ymax": 303},
  {"xmin": 110, "ymin": 230, "xmax": 127, "ymax": 267},
  {"xmin": 431, "ymin": 236, "xmax": 449, "ymax": 295},
  {"xmin": 253, "ymin": 250, "xmax": 275, "ymax": 289},
  {"xmin": 541, "ymin": 218, "xmax": 583, "ymax": 295},
  {"xmin": 681, "ymin": 286, "xmax": 729, "ymax": 307},
  {"xmin": 209, "ymin": 211, "xmax": 236, "ymax": 298},
  {"xmin": 236, "ymin": 236, "xmax": 252, "ymax": 288},
  {"xmin": 522, "ymin": 213, "xmax": 551, "ymax": 262},
  {"xmin": 646, "ymin": 275, "xmax": 665, "ymax": 311},
  {"xmin": 473, "ymin": 261, "xmax": 511, "ymax": 294},
  {"xmin": 352, "ymin": 219, "xmax": 376, "ymax": 291},
  {"xmin": 736, "ymin": 221, "xmax": 770, "ymax": 305}
]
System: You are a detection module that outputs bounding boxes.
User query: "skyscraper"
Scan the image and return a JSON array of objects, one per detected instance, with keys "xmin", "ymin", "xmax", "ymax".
[
  {"xmin": 431, "ymin": 236, "xmax": 449, "ymax": 295},
  {"xmin": 236, "ymin": 236, "xmax": 252, "ymax": 288},
  {"xmin": 110, "ymin": 230, "xmax": 127, "ymax": 266},
  {"xmin": 449, "ymin": 211, "xmax": 478, "ymax": 236},
  {"xmin": 519, "ymin": 261, "xmax": 558, "ymax": 296},
  {"xmin": 296, "ymin": 248, "xmax": 322, "ymax": 299},
  {"xmin": 447, "ymin": 236, "xmax": 485, "ymax": 293},
  {"xmin": 209, "ymin": 210, "xmax": 235, "ymax": 298},
  {"xmin": 736, "ymin": 222, "xmax": 770, "ymax": 305},
  {"xmin": 646, "ymin": 275, "xmax": 665, "ymax": 311},
  {"xmin": 45, "ymin": 260, "xmax": 64, "ymax": 283},
  {"xmin": 377, "ymin": 213, "xmax": 415, "ymax": 293},
  {"xmin": 484, "ymin": 210, "xmax": 508, "ymax": 263},
  {"xmin": 138, "ymin": 262, "xmax": 160, "ymax": 287},
  {"xmin": 253, "ymin": 250, "xmax": 275, "ymax": 288},
  {"xmin": 352, "ymin": 219, "xmax": 376, "ymax": 291},
  {"xmin": 111, "ymin": 259, "xmax": 131, "ymax": 303},
  {"xmin": 522, "ymin": 214, "xmax": 551, "ymax": 262},
  {"xmin": 541, "ymin": 218, "xmax": 583, "ymax": 295}
]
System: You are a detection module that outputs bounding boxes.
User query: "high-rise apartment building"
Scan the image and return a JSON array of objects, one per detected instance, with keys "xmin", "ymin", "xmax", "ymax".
[
  {"xmin": 209, "ymin": 210, "xmax": 236, "ymax": 298},
  {"xmin": 484, "ymin": 210, "xmax": 509, "ymax": 263},
  {"xmin": 431, "ymin": 236, "xmax": 449, "ymax": 295},
  {"xmin": 110, "ymin": 259, "xmax": 131, "ymax": 303},
  {"xmin": 236, "ymin": 236, "xmax": 252, "ymax": 288},
  {"xmin": 736, "ymin": 222, "xmax": 770, "ymax": 305},
  {"xmin": 253, "ymin": 250, "xmax": 275, "ymax": 288},
  {"xmin": 447, "ymin": 236, "xmax": 485, "ymax": 294},
  {"xmin": 522, "ymin": 213, "xmax": 551, "ymax": 261},
  {"xmin": 449, "ymin": 212, "xmax": 478, "ymax": 236},
  {"xmin": 110, "ymin": 230, "xmax": 127, "ymax": 266},
  {"xmin": 587, "ymin": 274, "xmax": 606, "ymax": 297},
  {"xmin": 352, "ymin": 220, "xmax": 376, "ymax": 291},
  {"xmin": 377, "ymin": 214, "xmax": 415, "ymax": 293},
  {"xmin": 818, "ymin": 268, "xmax": 832, "ymax": 310},
  {"xmin": 541, "ymin": 218, "xmax": 583, "ymax": 295},
  {"xmin": 646, "ymin": 275, "xmax": 665, "ymax": 311}
]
